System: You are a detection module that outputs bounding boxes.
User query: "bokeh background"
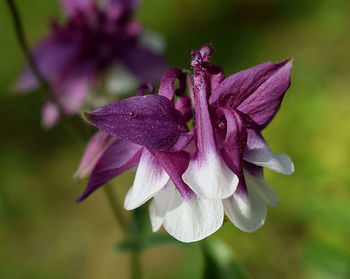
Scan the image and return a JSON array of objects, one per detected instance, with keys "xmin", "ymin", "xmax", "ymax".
[{"xmin": 1, "ymin": 0, "xmax": 350, "ymax": 278}]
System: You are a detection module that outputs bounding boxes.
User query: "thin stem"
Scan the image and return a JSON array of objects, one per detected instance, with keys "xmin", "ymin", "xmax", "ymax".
[
  {"xmin": 130, "ymin": 251, "xmax": 142, "ymax": 279},
  {"xmin": 6, "ymin": 0, "xmax": 50, "ymax": 91},
  {"xmin": 103, "ymin": 185, "xmax": 128, "ymax": 233}
]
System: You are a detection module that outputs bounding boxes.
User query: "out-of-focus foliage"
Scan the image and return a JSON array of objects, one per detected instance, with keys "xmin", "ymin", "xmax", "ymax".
[{"xmin": 1, "ymin": 0, "xmax": 350, "ymax": 278}]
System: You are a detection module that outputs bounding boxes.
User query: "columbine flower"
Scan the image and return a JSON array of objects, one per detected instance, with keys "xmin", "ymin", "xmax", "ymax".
[
  {"xmin": 182, "ymin": 45, "xmax": 294, "ymax": 232},
  {"xmin": 16, "ymin": 0, "xmax": 167, "ymax": 124},
  {"xmin": 76, "ymin": 46, "xmax": 294, "ymax": 242},
  {"xmin": 76, "ymin": 69, "xmax": 227, "ymax": 242}
]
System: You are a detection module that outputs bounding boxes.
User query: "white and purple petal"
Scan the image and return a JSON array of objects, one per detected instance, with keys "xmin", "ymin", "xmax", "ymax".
[
  {"xmin": 244, "ymin": 129, "xmax": 294, "ymax": 175},
  {"xmin": 151, "ymin": 181, "xmax": 224, "ymax": 243},
  {"xmin": 223, "ymin": 170, "xmax": 278, "ymax": 232},
  {"xmin": 182, "ymin": 51, "xmax": 238, "ymax": 199},
  {"xmin": 124, "ymin": 149, "xmax": 169, "ymax": 210}
]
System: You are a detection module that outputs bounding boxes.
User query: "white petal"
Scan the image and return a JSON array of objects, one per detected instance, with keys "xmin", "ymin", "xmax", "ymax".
[
  {"xmin": 182, "ymin": 152, "xmax": 239, "ymax": 199},
  {"xmin": 245, "ymin": 170, "xmax": 280, "ymax": 207},
  {"xmin": 223, "ymin": 173, "xmax": 267, "ymax": 233},
  {"xmin": 244, "ymin": 145, "xmax": 294, "ymax": 175},
  {"xmin": 149, "ymin": 183, "xmax": 176, "ymax": 232},
  {"xmin": 124, "ymin": 149, "xmax": 169, "ymax": 210},
  {"xmin": 163, "ymin": 182, "xmax": 224, "ymax": 243},
  {"xmin": 149, "ymin": 201, "xmax": 163, "ymax": 232}
]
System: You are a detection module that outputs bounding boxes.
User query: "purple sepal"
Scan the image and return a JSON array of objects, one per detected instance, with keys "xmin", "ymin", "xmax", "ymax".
[
  {"xmin": 74, "ymin": 131, "xmax": 116, "ymax": 179},
  {"xmin": 210, "ymin": 59, "xmax": 293, "ymax": 129},
  {"xmin": 85, "ymin": 94, "xmax": 192, "ymax": 152},
  {"xmin": 77, "ymin": 140, "xmax": 142, "ymax": 202}
]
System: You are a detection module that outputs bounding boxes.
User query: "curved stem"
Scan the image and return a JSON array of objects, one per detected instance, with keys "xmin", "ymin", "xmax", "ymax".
[{"xmin": 6, "ymin": 0, "xmax": 50, "ymax": 90}]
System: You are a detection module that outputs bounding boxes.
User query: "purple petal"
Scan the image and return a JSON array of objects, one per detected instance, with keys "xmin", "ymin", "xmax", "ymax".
[
  {"xmin": 208, "ymin": 64, "xmax": 225, "ymax": 92},
  {"xmin": 41, "ymin": 101, "xmax": 60, "ymax": 129},
  {"xmin": 158, "ymin": 68, "xmax": 186, "ymax": 100},
  {"xmin": 77, "ymin": 140, "xmax": 142, "ymax": 202},
  {"xmin": 210, "ymin": 59, "xmax": 293, "ymax": 129},
  {"xmin": 16, "ymin": 35, "xmax": 77, "ymax": 92},
  {"xmin": 219, "ymin": 108, "xmax": 247, "ymax": 194},
  {"xmin": 121, "ymin": 46, "xmax": 168, "ymax": 83},
  {"xmin": 219, "ymin": 107, "xmax": 247, "ymax": 175},
  {"xmin": 74, "ymin": 131, "xmax": 116, "ymax": 180},
  {"xmin": 175, "ymin": 96, "xmax": 192, "ymax": 122},
  {"xmin": 85, "ymin": 94, "xmax": 192, "ymax": 152}
]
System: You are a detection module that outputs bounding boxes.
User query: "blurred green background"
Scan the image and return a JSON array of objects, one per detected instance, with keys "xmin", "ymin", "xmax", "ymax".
[{"xmin": 1, "ymin": 0, "xmax": 350, "ymax": 278}]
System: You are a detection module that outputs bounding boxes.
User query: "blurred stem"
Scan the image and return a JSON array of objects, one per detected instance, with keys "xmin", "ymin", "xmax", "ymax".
[
  {"xmin": 104, "ymin": 185, "xmax": 128, "ymax": 233},
  {"xmin": 131, "ymin": 251, "xmax": 142, "ymax": 279},
  {"xmin": 6, "ymin": 0, "xmax": 50, "ymax": 90}
]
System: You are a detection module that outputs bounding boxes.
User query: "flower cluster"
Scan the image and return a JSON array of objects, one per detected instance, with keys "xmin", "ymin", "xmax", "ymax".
[
  {"xmin": 16, "ymin": 0, "xmax": 167, "ymax": 127},
  {"xmin": 76, "ymin": 45, "xmax": 294, "ymax": 242}
]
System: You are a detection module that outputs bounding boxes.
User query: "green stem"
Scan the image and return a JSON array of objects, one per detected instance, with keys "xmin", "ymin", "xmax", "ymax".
[
  {"xmin": 104, "ymin": 186, "xmax": 143, "ymax": 278},
  {"xmin": 130, "ymin": 251, "xmax": 142, "ymax": 279},
  {"xmin": 103, "ymin": 185, "xmax": 128, "ymax": 233}
]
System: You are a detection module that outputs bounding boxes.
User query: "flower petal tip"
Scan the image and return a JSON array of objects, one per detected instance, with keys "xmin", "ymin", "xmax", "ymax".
[{"xmin": 83, "ymin": 111, "xmax": 91, "ymax": 121}]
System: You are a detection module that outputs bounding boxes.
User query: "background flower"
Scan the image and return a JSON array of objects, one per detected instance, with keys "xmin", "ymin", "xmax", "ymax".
[{"xmin": 15, "ymin": 0, "xmax": 168, "ymax": 123}]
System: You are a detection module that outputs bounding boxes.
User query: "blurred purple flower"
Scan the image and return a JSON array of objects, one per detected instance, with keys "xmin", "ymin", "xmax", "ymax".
[
  {"xmin": 16, "ymin": 0, "xmax": 168, "ymax": 122},
  {"xmin": 182, "ymin": 46, "xmax": 294, "ymax": 232}
]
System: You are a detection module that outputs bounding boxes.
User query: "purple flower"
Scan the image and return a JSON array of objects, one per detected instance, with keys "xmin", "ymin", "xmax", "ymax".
[
  {"xmin": 16, "ymin": 0, "xmax": 167, "ymax": 123},
  {"xmin": 182, "ymin": 46, "xmax": 294, "ymax": 232},
  {"xmin": 77, "ymin": 69, "xmax": 225, "ymax": 242},
  {"xmin": 76, "ymin": 46, "xmax": 294, "ymax": 241}
]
